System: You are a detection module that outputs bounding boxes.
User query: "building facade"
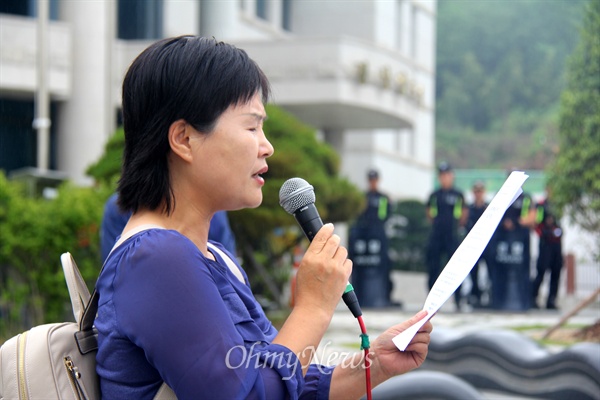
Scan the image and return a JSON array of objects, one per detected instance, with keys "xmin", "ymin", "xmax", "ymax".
[{"xmin": 0, "ymin": 0, "xmax": 437, "ymax": 200}]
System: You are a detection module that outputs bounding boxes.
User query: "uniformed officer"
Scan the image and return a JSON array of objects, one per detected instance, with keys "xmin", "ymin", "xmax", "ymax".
[
  {"xmin": 350, "ymin": 169, "xmax": 393, "ymax": 307},
  {"xmin": 531, "ymin": 188, "xmax": 563, "ymax": 310},
  {"xmin": 425, "ymin": 162, "xmax": 468, "ymax": 309},
  {"xmin": 466, "ymin": 180, "xmax": 494, "ymax": 307},
  {"xmin": 363, "ymin": 169, "xmax": 392, "ymax": 229},
  {"xmin": 491, "ymin": 171, "xmax": 536, "ymax": 310}
]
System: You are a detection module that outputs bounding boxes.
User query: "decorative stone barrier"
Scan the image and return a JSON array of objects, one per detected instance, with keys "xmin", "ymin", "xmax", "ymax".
[{"xmin": 422, "ymin": 328, "xmax": 600, "ymax": 400}]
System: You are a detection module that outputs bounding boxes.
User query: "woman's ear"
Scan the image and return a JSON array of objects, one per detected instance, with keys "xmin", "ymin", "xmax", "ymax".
[{"xmin": 168, "ymin": 119, "xmax": 194, "ymax": 163}]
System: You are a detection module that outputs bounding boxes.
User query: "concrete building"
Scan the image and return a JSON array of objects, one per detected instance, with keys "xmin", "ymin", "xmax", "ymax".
[{"xmin": 0, "ymin": 0, "xmax": 437, "ymax": 200}]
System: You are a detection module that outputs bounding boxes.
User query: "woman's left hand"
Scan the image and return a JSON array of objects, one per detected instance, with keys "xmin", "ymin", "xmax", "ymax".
[{"xmin": 369, "ymin": 310, "xmax": 433, "ymax": 384}]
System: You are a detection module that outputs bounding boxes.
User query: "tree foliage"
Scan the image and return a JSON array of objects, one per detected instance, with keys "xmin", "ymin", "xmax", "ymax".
[
  {"xmin": 86, "ymin": 127, "xmax": 124, "ymax": 186},
  {"xmin": 388, "ymin": 200, "xmax": 429, "ymax": 272},
  {"xmin": 436, "ymin": 0, "xmax": 586, "ymax": 169},
  {"xmin": 0, "ymin": 172, "xmax": 110, "ymax": 339},
  {"xmin": 548, "ymin": 0, "xmax": 600, "ymax": 256}
]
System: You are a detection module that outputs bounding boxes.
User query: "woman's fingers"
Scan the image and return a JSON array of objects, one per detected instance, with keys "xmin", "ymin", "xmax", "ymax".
[
  {"xmin": 306, "ymin": 223, "xmax": 349, "ymax": 265},
  {"xmin": 295, "ymin": 223, "xmax": 352, "ymax": 309}
]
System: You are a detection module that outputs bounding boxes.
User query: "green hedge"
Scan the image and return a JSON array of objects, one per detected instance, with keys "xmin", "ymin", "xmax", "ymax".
[
  {"xmin": 0, "ymin": 172, "xmax": 111, "ymax": 340},
  {"xmin": 388, "ymin": 200, "xmax": 430, "ymax": 272}
]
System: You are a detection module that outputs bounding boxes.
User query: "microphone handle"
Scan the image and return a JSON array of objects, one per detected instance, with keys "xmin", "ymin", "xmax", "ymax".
[
  {"xmin": 293, "ymin": 204, "xmax": 323, "ymax": 242},
  {"xmin": 293, "ymin": 204, "xmax": 362, "ymax": 317}
]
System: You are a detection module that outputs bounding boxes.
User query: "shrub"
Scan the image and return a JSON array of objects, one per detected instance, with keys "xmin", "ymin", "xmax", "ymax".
[{"xmin": 0, "ymin": 171, "xmax": 110, "ymax": 339}]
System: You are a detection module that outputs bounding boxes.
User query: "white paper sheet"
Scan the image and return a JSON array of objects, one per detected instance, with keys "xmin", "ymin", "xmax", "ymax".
[{"xmin": 392, "ymin": 171, "xmax": 529, "ymax": 351}]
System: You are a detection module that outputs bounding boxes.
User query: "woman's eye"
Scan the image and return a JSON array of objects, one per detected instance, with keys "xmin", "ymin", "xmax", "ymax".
[{"xmin": 249, "ymin": 124, "xmax": 262, "ymax": 132}]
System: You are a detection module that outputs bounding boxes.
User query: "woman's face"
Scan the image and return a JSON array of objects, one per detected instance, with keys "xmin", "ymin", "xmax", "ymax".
[{"xmin": 190, "ymin": 92, "xmax": 274, "ymax": 211}]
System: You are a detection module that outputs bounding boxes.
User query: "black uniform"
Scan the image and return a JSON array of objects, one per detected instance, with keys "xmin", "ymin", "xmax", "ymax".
[
  {"xmin": 531, "ymin": 199, "xmax": 563, "ymax": 309},
  {"xmin": 426, "ymin": 188, "xmax": 465, "ymax": 305},
  {"xmin": 363, "ymin": 190, "xmax": 391, "ymax": 228},
  {"xmin": 466, "ymin": 200, "xmax": 494, "ymax": 306},
  {"xmin": 350, "ymin": 189, "xmax": 392, "ymax": 307},
  {"xmin": 491, "ymin": 192, "xmax": 534, "ymax": 310}
]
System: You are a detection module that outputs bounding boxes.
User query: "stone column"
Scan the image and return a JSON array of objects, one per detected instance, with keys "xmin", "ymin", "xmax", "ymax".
[
  {"xmin": 56, "ymin": 1, "xmax": 115, "ymax": 185},
  {"xmin": 200, "ymin": 0, "xmax": 238, "ymax": 40}
]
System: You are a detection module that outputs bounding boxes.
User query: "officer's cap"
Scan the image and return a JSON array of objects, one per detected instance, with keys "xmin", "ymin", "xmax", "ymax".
[{"xmin": 437, "ymin": 162, "xmax": 452, "ymax": 173}]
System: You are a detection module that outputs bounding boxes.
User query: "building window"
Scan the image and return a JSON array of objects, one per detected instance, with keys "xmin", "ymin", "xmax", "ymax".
[
  {"xmin": 0, "ymin": 99, "xmax": 57, "ymax": 173},
  {"xmin": 0, "ymin": 99, "xmax": 36, "ymax": 173},
  {"xmin": 0, "ymin": 0, "xmax": 59, "ymax": 20},
  {"xmin": 411, "ymin": 5, "xmax": 417, "ymax": 59},
  {"xmin": 118, "ymin": 0, "xmax": 163, "ymax": 40},
  {"xmin": 282, "ymin": 0, "xmax": 291, "ymax": 31},
  {"xmin": 0, "ymin": 0, "xmax": 29, "ymax": 16},
  {"xmin": 256, "ymin": 0, "xmax": 267, "ymax": 20}
]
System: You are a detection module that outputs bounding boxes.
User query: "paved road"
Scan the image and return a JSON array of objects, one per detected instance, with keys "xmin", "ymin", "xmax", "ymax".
[{"xmin": 325, "ymin": 270, "xmax": 598, "ymax": 353}]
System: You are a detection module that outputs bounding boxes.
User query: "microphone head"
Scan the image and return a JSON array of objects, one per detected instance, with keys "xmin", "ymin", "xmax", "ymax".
[{"xmin": 279, "ymin": 178, "xmax": 315, "ymax": 214}]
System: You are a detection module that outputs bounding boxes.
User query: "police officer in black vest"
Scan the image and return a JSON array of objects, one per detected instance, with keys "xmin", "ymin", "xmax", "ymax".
[
  {"xmin": 491, "ymin": 172, "xmax": 536, "ymax": 311},
  {"xmin": 425, "ymin": 162, "xmax": 468, "ymax": 310},
  {"xmin": 531, "ymin": 188, "xmax": 563, "ymax": 310},
  {"xmin": 349, "ymin": 169, "xmax": 393, "ymax": 307}
]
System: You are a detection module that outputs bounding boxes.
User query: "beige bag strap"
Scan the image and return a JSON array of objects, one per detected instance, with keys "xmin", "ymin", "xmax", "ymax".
[
  {"xmin": 112, "ymin": 224, "xmax": 166, "ymax": 251},
  {"xmin": 207, "ymin": 242, "xmax": 245, "ymax": 284},
  {"xmin": 153, "ymin": 383, "xmax": 177, "ymax": 399},
  {"xmin": 61, "ymin": 225, "xmax": 164, "ymax": 324},
  {"xmin": 79, "ymin": 225, "xmax": 165, "ymax": 335}
]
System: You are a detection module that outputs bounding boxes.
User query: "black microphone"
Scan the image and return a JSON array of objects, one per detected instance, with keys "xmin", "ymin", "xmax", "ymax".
[
  {"xmin": 278, "ymin": 178, "xmax": 323, "ymax": 241},
  {"xmin": 279, "ymin": 177, "xmax": 362, "ymax": 317}
]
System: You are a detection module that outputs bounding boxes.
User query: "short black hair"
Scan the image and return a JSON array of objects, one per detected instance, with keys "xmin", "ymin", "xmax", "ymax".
[{"xmin": 118, "ymin": 36, "xmax": 271, "ymax": 214}]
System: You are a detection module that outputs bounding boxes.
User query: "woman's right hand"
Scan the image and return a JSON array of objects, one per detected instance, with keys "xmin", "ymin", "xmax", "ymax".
[{"xmin": 293, "ymin": 223, "xmax": 353, "ymax": 316}]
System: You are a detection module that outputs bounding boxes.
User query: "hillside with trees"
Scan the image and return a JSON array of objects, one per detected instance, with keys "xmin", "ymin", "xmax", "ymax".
[{"xmin": 435, "ymin": 0, "xmax": 587, "ymax": 169}]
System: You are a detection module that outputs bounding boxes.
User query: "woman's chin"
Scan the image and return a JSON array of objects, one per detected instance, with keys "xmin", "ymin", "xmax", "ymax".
[{"xmin": 235, "ymin": 195, "xmax": 263, "ymax": 210}]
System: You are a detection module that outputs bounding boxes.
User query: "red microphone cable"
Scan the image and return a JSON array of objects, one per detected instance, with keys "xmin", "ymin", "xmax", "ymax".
[
  {"xmin": 357, "ymin": 315, "xmax": 372, "ymax": 400},
  {"xmin": 340, "ymin": 283, "xmax": 371, "ymax": 400}
]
